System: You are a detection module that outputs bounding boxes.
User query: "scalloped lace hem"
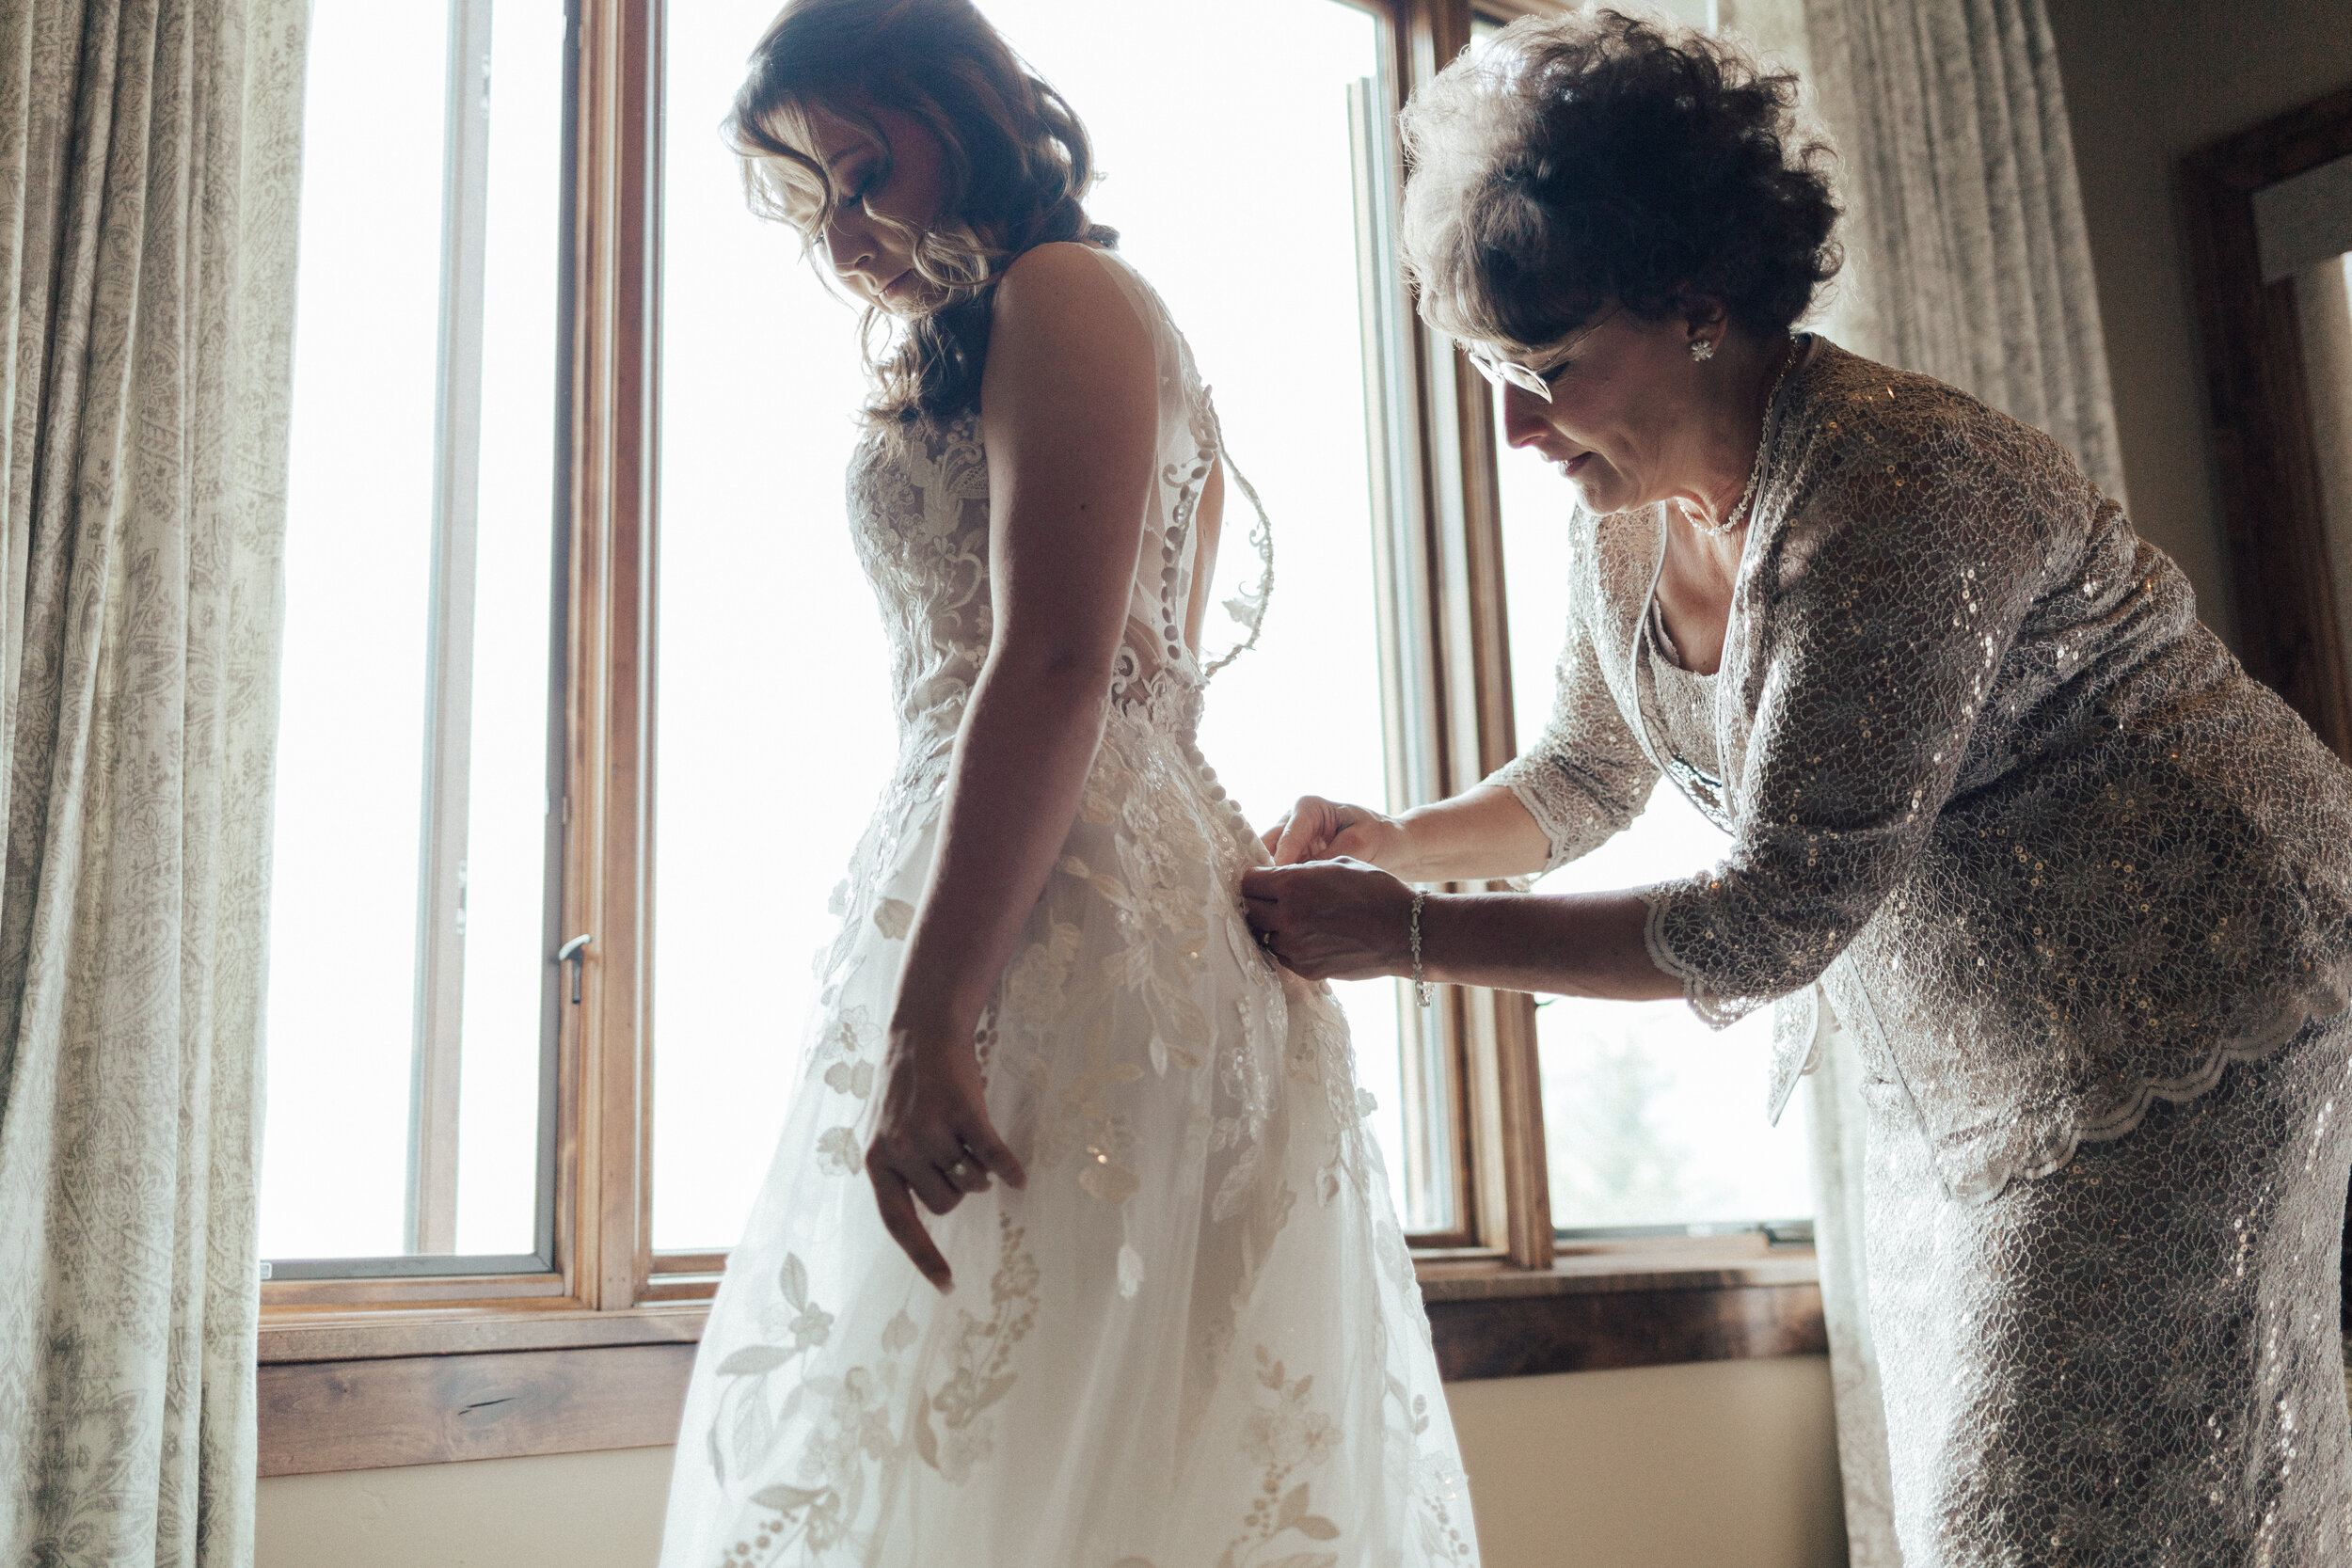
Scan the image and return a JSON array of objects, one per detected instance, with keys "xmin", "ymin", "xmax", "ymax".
[
  {"xmin": 1491, "ymin": 768, "xmax": 1604, "ymax": 878},
  {"xmin": 1945, "ymin": 960, "xmax": 2352, "ymax": 1205},
  {"xmin": 1635, "ymin": 886, "xmax": 1756, "ymax": 1031}
]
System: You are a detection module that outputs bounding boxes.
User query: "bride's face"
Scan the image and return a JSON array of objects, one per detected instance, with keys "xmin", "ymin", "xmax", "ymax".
[{"xmin": 803, "ymin": 101, "xmax": 953, "ymax": 314}]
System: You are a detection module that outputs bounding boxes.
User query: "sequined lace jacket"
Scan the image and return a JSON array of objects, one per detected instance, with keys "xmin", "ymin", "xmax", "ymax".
[{"xmin": 1490, "ymin": 340, "xmax": 2352, "ymax": 1202}]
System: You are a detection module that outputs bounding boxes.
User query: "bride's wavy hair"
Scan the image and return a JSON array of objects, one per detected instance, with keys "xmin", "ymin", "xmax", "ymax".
[{"xmin": 728, "ymin": 0, "xmax": 1117, "ymax": 428}]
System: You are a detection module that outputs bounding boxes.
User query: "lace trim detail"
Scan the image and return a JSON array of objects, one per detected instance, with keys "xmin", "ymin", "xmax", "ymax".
[
  {"xmin": 1834, "ymin": 953, "xmax": 2352, "ymax": 1205},
  {"xmin": 1635, "ymin": 883, "xmax": 1751, "ymax": 1029},
  {"xmin": 1489, "ymin": 764, "xmax": 1626, "ymax": 877}
]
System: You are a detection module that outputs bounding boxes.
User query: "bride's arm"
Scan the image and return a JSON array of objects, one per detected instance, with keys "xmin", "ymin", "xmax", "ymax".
[{"xmin": 865, "ymin": 244, "xmax": 1157, "ymax": 1291}]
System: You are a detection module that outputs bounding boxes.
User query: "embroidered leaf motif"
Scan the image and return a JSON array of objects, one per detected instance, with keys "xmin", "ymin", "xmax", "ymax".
[
  {"xmin": 816, "ymin": 1126, "xmax": 862, "ymax": 1174},
  {"xmin": 970, "ymin": 1373, "xmax": 1018, "ymax": 1416},
  {"xmin": 823, "ymin": 1060, "xmax": 875, "ymax": 1099},
  {"xmin": 731, "ymin": 1383, "xmax": 773, "ymax": 1462},
  {"xmin": 751, "ymin": 1483, "xmax": 828, "ymax": 1513},
  {"xmin": 873, "ymin": 897, "xmax": 915, "ymax": 939},
  {"xmin": 1081, "ymin": 1156, "xmax": 1140, "ymax": 1205},
  {"xmin": 881, "ymin": 1308, "xmax": 919, "ymax": 1353},
  {"xmin": 718, "ymin": 1344, "xmax": 793, "ymax": 1376},
  {"xmin": 781, "ymin": 1253, "xmax": 809, "ymax": 1309},
  {"xmin": 1295, "ymin": 1516, "xmax": 1342, "ymax": 1541},
  {"xmin": 1212, "ymin": 1151, "xmax": 1262, "ymax": 1223},
  {"xmin": 913, "ymin": 1393, "xmax": 941, "ymax": 1470},
  {"xmin": 1278, "ymin": 1483, "xmax": 1310, "ymax": 1531}
]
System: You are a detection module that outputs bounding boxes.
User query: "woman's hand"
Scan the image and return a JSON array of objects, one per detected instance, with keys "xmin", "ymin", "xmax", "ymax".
[
  {"xmin": 1239, "ymin": 858, "xmax": 1417, "ymax": 982},
  {"xmin": 866, "ymin": 1026, "xmax": 1025, "ymax": 1292},
  {"xmin": 1261, "ymin": 796, "xmax": 1407, "ymax": 868}
]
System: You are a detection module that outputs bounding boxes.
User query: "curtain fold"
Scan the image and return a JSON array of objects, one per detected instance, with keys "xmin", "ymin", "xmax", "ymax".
[
  {"xmin": 1804, "ymin": 1014, "xmax": 1899, "ymax": 1568},
  {"xmin": 0, "ymin": 2, "xmax": 304, "ymax": 1562},
  {"xmin": 1800, "ymin": 0, "xmax": 2125, "ymax": 500}
]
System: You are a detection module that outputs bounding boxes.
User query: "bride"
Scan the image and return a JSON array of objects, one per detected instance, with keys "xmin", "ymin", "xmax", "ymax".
[{"xmin": 655, "ymin": 2, "xmax": 1478, "ymax": 1563}]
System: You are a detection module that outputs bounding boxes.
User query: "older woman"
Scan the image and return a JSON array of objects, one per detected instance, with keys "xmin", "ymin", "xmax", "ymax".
[{"xmin": 1244, "ymin": 9, "xmax": 2352, "ymax": 1564}]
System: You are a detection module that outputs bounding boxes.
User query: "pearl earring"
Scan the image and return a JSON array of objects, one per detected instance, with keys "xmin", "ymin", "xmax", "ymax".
[{"xmin": 1690, "ymin": 339, "xmax": 1716, "ymax": 362}]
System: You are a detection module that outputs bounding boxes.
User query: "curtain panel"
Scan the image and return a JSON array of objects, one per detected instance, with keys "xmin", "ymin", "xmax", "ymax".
[
  {"xmin": 0, "ymin": 2, "xmax": 305, "ymax": 1563},
  {"xmin": 1799, "ymin": 0, "xmax": 2126, "ymax": 500}
]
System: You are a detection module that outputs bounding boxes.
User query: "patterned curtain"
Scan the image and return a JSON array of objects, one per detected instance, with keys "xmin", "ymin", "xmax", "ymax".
[
  {"xmin": 1798, "ymin": 0, "xmax": 2126, "ymax": 500},
  {"xmin": 0, "ymin": 2, "xmax": 306, "ymax": 1562}
]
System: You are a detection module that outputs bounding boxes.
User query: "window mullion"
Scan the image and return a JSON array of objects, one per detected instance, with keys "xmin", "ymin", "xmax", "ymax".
[
  {"xmin": 557, "ymin": 0, "xmax": 663, "ymax": 1313},
  {"xmin": 408, "ymin": 0, "xmax": 500, "ymax": 1258}
]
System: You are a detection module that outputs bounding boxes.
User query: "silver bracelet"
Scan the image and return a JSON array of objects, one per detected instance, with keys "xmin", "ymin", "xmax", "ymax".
[{"xmin": 1409, "ymin": 888, "xmax": 1435, "ymax": 1011}]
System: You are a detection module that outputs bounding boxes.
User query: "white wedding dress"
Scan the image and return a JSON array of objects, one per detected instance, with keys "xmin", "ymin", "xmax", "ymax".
[{"xmin": 656, "ymin": 246, "xmax": 1479, "ymax": 1568}]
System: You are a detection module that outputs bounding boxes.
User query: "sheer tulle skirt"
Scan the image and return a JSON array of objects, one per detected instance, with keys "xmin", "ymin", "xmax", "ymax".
[{"xmin": 656, "ymin": 709, "xmax": 1479, "ymax": 1567}]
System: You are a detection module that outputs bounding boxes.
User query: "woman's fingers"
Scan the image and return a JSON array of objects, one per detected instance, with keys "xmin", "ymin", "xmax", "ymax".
[
  {"xmin": 960, "ymin": 1115, "xmax": 1028, "ymax": 1191},
  {"xmin": 869, "ymin": 1164, "xmax": 954, "ymax": 1291},
  {"xmin": 901, "ymin": 1155, "xmax": 964, "ymax": 1215},
  {"xmin": 1259, "ymin": 814, "xmax": 1287, "ymax": 859},
  {"xmin": 1271, "ymin": 798, "xmax": 1335, "ymax": 865},
  {"xmin": 941, "ymin": 1153, "xmax": 992, "ymax": 1195},
  {"xmin": 1240, "ymin": 860, "xmax": 1411, "ymax": 982}
]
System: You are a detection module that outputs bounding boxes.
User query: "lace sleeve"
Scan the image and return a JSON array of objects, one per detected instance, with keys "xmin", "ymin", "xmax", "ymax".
[
  {"xmin": 1643, "ymin": 412, "xmax": 2060, "ymax": 1026},
  {"xmin": 1483, "ymin": 583, "xmax": 1656, "ymax": 876}
]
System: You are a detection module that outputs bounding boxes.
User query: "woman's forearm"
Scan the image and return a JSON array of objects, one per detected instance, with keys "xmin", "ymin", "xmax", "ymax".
[
  {"xmin": 1384, "ymin": 785, "xmax": 1555, "ymax": 884},
  {"xmin": 891, "ymin": 654, "xmax": 1111, "ymax": 1040},
  {"xmin": 1421, "ymin": 888, "xmax": 1682, "ymax": 1001}
]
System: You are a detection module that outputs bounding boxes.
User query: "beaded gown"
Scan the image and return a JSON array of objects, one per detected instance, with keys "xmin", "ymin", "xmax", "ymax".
[
  {"xmin": 655, "ymin": 246, "xmax": 1479, "ymax": 1568},
  {"xmin": 1502, "ymin": 337, "xmax": 2352, "ymax": 1565}
]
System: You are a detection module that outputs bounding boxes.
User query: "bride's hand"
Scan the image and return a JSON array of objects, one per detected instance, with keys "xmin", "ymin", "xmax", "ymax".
[
  {"xmin": 1261, "ymin": 796, "xmax": 1407, "ymax": 868},
  {"xmin": 866, "ymin": 1026, "xmax": 1025, "ymax": 1292},
  {"xmin": 1238, "ymin": 858, "xmax": 1416, "ymax": 982}
]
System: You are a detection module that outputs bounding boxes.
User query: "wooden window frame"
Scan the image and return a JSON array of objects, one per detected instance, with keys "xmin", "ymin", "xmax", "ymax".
[
  {"xmin": 257, "ymin": 0, "xmax": 1820, "ymax": 1479},
  {"xmin": 2179, "ymin": 84, "xmax": 2352, "ymax": 762}
]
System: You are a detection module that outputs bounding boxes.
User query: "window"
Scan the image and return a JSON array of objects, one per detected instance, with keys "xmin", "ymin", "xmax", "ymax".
[
  {"xmin": 1492, "ymin": 393, "xmax": 1814, "ymax": 1236},
  {"xmin": 648, "ymin": 0, "xmax": 1465, "ymax": 1260},
  {"xmin": 258, "ymin": 0, "xmax": 1812, "ymax": 1401},
  {"xmin": 262, "ymin": 0, "xmax": 567, "ymax": 1276}
]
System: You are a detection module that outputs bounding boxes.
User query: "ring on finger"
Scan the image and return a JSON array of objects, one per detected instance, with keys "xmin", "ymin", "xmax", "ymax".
[{"xmin": 946, "ymin": 1156, "xmax": 974, "ymax": 1182}]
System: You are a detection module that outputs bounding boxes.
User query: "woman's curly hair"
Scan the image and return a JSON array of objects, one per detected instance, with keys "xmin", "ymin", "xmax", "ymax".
[
  {"xmin": 1400, "ymin": 6, "xmax": 1841, "ymax": 355},
  {"xmin": 728, "ymin": 0, "xmax": 1115, "ymax": 428}
]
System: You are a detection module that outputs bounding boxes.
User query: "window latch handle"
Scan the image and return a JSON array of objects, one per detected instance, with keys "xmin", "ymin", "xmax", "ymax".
[{"xmin": 557, "ymin": 933, "xmax": 593, "ymax": 1004}]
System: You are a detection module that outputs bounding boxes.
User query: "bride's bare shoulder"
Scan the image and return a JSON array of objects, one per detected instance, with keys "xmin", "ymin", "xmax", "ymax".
[
  {"xmin": 993, "ymin": 242, "xmax": 1142, "ymax": 325},
  {"xmin": 984, "ymin": 243, "xmax": 1154, "ymax": 388}
]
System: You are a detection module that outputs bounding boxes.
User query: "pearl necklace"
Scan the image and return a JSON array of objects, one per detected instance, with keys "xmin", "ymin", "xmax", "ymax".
[{"xmin": 1686, "ymin": 337, "xmax": 1802, "ymax": 539}]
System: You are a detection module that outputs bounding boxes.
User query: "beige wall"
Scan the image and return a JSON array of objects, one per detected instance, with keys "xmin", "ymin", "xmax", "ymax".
[
  {"xmin": 255, "ymin": 1355, "xmax": 1844, "ymax": 1568},
  {"xmin": 2042, "ymin": 0, "xmax": 2352, "ymax": 652}
]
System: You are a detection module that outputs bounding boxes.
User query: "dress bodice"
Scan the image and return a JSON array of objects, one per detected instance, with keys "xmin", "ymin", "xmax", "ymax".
[
  {"xmin": 842, "ymin": 248, "xmax": 1230, "ymax": 767},
  {"xmin": 1639, "ymin": 600, "xmax": 1729, "ymax": 830}
]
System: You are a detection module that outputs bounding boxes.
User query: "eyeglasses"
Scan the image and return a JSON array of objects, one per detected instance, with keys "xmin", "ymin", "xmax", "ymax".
[
  {"xmin": 1458, "ymin": 309, "xmax": 1618, "ymax": 404},
  {"xmin": 1462, "ymin": 343, "xmax": 1561, "ymax": 402}
]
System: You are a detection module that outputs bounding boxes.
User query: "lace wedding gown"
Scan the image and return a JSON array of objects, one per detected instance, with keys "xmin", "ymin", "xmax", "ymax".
[{"xmin": 656, "ymin": 247, "xmax": 1479, "ymax": 1568}]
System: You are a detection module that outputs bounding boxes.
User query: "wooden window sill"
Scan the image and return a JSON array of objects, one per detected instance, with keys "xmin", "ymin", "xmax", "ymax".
[{"xmin": 256, "ymin": 1241, "xmax": 1822, "ymax": 1477}]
